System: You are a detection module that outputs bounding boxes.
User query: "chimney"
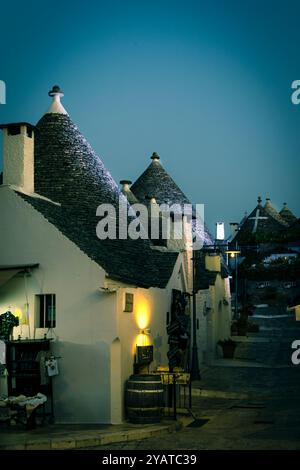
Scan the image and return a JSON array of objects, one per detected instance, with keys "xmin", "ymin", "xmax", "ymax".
[
  {"xmin": 0, "ymin": 122, "xmax": 35, "ymax": 193},
  {"xmin": 120, "ymin": 180, "xmax": 132, "ymax": 193},
  {"xmin": 146, "ymin": 195, "xmax": 157, "ymax": 205},
  {"xmin": 229, "ymin": 222, "xmax": 239, "ymax": 237}
]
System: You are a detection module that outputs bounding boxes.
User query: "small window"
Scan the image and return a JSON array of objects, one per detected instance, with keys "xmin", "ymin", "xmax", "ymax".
[
  {"xmin": 36, "ymin": 294, "xmax": 56, "ymax": 328},
  {"xmin": 166, "ymin": 311, "xmax": 170, "ymax": 325},
  {"xmin": 196, "ymin": 319, "xmax": 199, "ymax": 330},
  {"xmin": 124, "ymin": 293, "xmax": 134, "ymax": 312}
]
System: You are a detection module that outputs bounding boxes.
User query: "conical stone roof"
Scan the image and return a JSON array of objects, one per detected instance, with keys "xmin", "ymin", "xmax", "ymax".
[
  {"xmin": 131, "ymin": 153, "xmax": 214, "ymax": 246},
  {"xmin": 131, "ymin": 153, "xmax": 190, "ymax": 207},
  {"xmin": 18, "ymin": 87, "xmax": 178, "ymax": 288},
  {"xmin": 264, "ymin": 198, "xmax": 288, "ymax": 227},
  {"xmin": 279, "ymin": 203, "xmax": 297, "ymax": 227},
  {"xmin": 233, "ymin": 197, "xmax": 289, "ymax": 243},
  {"xmin": 34, "ymin": 113, "xmax": 121, "ymax": 209}
]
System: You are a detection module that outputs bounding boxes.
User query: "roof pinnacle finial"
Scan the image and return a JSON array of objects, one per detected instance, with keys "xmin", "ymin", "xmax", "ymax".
[
  {"xmin": 151, "ymin": 152, "xmax": 160, "ymax": 161},
  {"xmin": 257, "ymin": 196, "xmax": 262, "ymax": 205},
  {"xmin": 48, "ymin": 85, "xmax": 64, "ymax": 98},
  {"xmin": 46, "ymin": 85, "xmax": 68, "ymax": 115}
]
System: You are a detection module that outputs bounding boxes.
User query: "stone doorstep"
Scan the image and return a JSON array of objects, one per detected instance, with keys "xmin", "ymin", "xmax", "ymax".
[{"xmin": 0, "ymin": 420, "xmax": 184, "ymax": 450}]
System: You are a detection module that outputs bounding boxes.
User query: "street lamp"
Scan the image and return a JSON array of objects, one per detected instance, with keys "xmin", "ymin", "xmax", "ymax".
[
  {"xmin": 225, "ymin": 244, "xmax": 241, "ymax": 320},
  {"xmin": 190, "ymin": 255, "xmax": 201, "ymax": 381}
]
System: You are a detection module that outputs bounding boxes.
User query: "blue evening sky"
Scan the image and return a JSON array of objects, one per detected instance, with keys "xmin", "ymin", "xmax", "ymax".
[{"xmin": 0, "ymin": 0, "xmax": 300, "ymax": 233}]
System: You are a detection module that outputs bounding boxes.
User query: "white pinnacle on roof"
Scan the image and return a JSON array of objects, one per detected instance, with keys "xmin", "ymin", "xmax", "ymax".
[{"xmin": 46, "ymin": 85, "xmax": 68, "ymax": 115}]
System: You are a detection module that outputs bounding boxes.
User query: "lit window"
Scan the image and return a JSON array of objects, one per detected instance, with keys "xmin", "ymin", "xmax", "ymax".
[
  {"xmin": 124, "ymin": 293, "xmax": 134, "ymax": 312},
  {"xmin": 36, "ymin": 294, "xmax": 56, "ymax": 328}
]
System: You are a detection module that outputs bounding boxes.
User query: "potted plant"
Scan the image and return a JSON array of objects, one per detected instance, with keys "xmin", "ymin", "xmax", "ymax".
[{"xmin": 218, "ymin": 338, "xmax": 237, "ymax": 359}]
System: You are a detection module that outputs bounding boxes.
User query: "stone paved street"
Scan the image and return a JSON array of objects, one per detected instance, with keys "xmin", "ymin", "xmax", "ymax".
[{"xmin": 90, "ymin": 365, "xmax": 300, "ymax": 450}]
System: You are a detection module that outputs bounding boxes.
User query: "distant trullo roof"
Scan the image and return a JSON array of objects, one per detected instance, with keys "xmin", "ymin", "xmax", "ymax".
[
  {"xmin": 131, "ymin": 152, "xmax": 214, "ymax": 246},
  {"xmin": 233, "ymin": 196, "xmax": 292, "ymax": 243},
  {"xmin": 279, "ymin": 203, "xmax": 297, "ymax": 227},
  {"xmin": 16, "ymin": 86, "xmax": 177, "ymax": 288},
  {"xmin": 264, "ymin": 198, "xmax": 288, "ymax": 227},
  {"xmin": 131, "ymin": 152, "xmax": 190, "ymax": 207}
]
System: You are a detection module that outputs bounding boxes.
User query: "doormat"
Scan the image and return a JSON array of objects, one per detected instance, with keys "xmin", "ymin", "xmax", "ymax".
[{"xmin": 187, "ymin": 418, "xmax": 210, "ymax": 428}]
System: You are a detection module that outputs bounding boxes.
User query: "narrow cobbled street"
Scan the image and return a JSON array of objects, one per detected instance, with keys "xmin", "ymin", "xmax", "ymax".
[{"xmin": 94, "ymin": 366, "xmax": 300, "ymax": 450}]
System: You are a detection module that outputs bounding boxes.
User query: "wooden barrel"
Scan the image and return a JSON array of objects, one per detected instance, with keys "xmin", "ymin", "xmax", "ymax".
[{"xmin": 125, "ymin": 374, "xmax": 164, "ymax": 424}]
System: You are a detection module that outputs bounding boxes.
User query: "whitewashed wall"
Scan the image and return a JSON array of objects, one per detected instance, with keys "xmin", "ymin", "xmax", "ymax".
[
  {"xmin": 0, "ymin": 186, "xmax": 190, "ymax": 424},
  {"xmin": 113, "ymin": 254, "xmax": 187, "ymax": 421},
  {"xmin": 0, "ymin": 186, "xmax": 116, "ymax": 423},
  {"xmin": 195, "ymin": 257, "xmax": 232, "ymax": 366}
]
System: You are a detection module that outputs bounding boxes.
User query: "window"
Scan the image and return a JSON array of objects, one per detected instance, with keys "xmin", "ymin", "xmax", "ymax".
[
  {"xmin": 124, "ymin": 293, "xmax": 134, "ymax": 312},
  {"xmin": 36, "ymin": 294, "xmax": 56, "ymax": 328}
]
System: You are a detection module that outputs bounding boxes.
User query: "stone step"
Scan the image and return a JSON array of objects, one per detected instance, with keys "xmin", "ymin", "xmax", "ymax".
[
  {"xmin": 251, "ymin": 316, "xmax": 299, "ymax": 328},
  {"xmin": 234, "ymin": 338, "xmax": 295, "ymax": 365},
  {"xmin": 249, "ymin": 316, "xmax": 300, "ymax": 340},
  {"xmin": 253, "ymin": 330, "xmax": 300, "ymax": 340}
]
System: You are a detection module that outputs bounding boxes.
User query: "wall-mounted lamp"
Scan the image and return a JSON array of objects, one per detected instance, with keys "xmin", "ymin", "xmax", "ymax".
[
  {"xmin": 141, "ymin": 328, "xmax": 151, "ymax": 336},
  {"xmin": 225, "ymin": 250, "xmax": 241, "ymax": 258},
  {"xmin": 98, "ymin": 287, "xmax": 117, "ymax": 293}
]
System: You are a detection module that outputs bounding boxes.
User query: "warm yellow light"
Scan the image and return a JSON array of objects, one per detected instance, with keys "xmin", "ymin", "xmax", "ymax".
[
  {"xmin": 14, "ymin": 308, "xmax": 23, "ymax": 320},
  {"xmin": 226, "ymin": 250, "xmax": 241, "ymax": 257},
  {"xmin": 136, "ymin": 333, "xmax": 151, "ymax": 347},
  {"xmin": 135, "ymin": 299, "xmax": 151, "ymax": 330},
  {"xmin": 14, "ymin": 305, "xmax": 29, "ymax": 325}
]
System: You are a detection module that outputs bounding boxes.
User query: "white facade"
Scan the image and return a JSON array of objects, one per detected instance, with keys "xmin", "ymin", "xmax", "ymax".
[
  {"xmin": 196, "ymin": 255, "xmax": 232, "ymax": 365},
  {"xmin": 0, "ymin": 185, "xmax": 188, "ymax": 423},
  {"xmin": 0, "ymin": 90, "xmax": 232, "ymax": 424}
]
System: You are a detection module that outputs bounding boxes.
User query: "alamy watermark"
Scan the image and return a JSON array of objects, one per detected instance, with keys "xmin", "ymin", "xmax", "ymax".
[
  {"xmin": 291, "ymin": 339, "xmax": 300, "ymax": 365},
  {"xmin": 0, "ymin": 80, "xmax": 6, "ymax": 104},
  {"xmin": 96, "ymin": 197, "xmax": 204, "ymax": 250},
  {"xmin": 291, "ymin": 80, "xmax": 300, "ymax": 105}
]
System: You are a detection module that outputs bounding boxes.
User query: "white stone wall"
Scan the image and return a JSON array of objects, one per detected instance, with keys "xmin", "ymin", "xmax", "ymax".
[
  {"xmin": 0, "ymin": 186, "xmax": 116, "ymax": 423},
  {"xmin": 195, "ymin": 256, "xmax": 232, "ymax": 365},
  {"xmin": 195, "ymin": 289, "xmax": 211, "ymax": 364},
  {"xmin": 115, "ymin": 254, "xmax": 188, "ymax": 420},
  {"xmin": 3, "ymin": 126, "xmax": 34, "ymax": 193},
  {"xmin": 0, "ymin": 186, "xmax": 191, "ymax": 424}
]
